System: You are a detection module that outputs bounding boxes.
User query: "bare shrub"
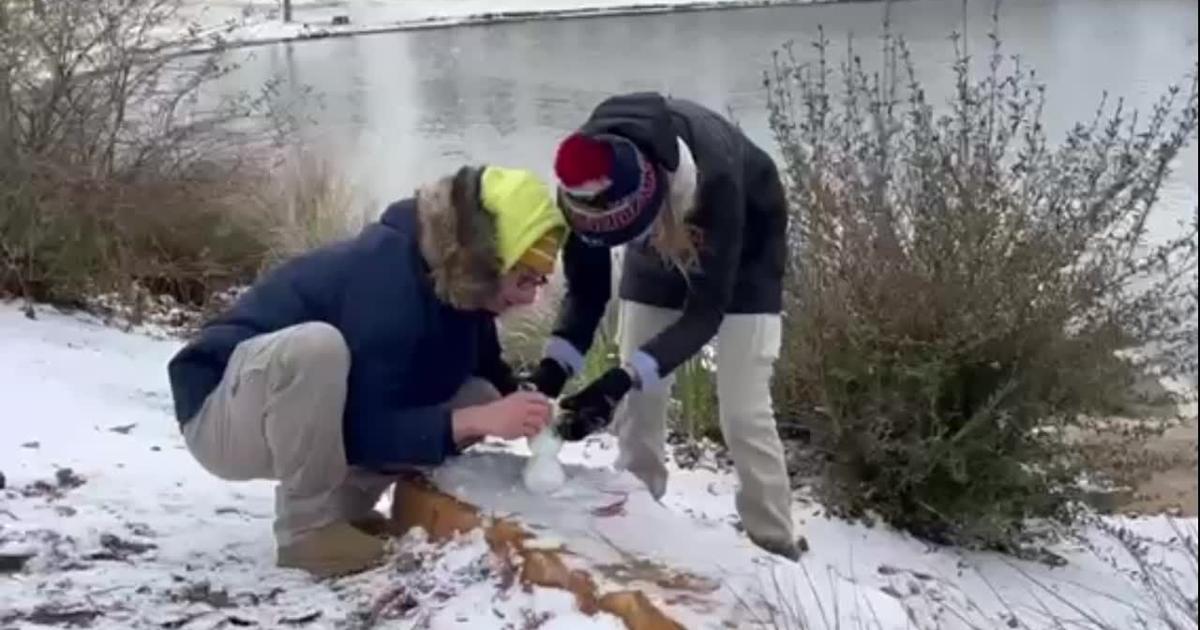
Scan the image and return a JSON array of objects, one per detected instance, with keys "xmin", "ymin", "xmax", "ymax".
[
  {"xmin": 743, "ymin": 518, "xmax": 1198, "ymax": 630},
  {"xmin": 1018, "ymin": 517, "xmax": 1200, "ymax": 630},
  {"xmin": 260, "ymin": 151, "xmax": 371, "ymax": 264},
  {"xmin": 765, "ymin": 7, "xmax": 1198, "ymax": 549},
  {"xmin": 0, "ymin": 0, "xmax": 322, "ymax": 315},
  {"xmin": 66, "ymin": 152, "xmax": 366, "ymax": 333}
]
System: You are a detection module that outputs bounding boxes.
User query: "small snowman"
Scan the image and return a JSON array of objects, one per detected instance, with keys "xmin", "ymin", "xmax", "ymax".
[
  {"xmin": 520, "ymin": 384, "xmax": 566, "ymax": 494},
  {"xmin": 523, "ymin": 423, "xmax": 566, "ymax": 494}
]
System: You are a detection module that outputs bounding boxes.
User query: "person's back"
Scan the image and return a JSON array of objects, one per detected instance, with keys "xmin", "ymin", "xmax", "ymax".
[
  {"xmin": 169, "ymin": 199, "xmax": 489, "ymax": 465},
  {"xmin": 573, "ymin": 93, "xmax": 788, "ymax": 317}
]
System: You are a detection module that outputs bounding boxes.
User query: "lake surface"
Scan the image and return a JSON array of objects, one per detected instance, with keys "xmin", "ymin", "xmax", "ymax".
[{"xmin": 219, "ymin": 0, "xmax": 1198, "ymax": 234}]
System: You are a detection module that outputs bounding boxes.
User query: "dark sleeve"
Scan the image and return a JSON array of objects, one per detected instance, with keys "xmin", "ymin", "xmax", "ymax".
[
  {"xmin": 474, "ymin": 318, "xmax": 519, "ymax": 395},
  {"xmin": 547, "ymin": 232, "xmax": 613, "ymax": 371},
  {"xmin": 636, "ymin": 166, "xmax": 745, "ymax": 381}
]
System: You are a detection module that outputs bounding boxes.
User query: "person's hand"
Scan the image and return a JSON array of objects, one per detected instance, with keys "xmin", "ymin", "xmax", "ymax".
[
  {"xmin": 453, "ymin": 391, "xmax": 552, "ymax": 442},
  {"xmin": 556, "ymin": 367, "xmax": 633, "ymax": 442},
  {"xmin": 523, "ymin": 357, "xmax": 570, "ymax": 399}
]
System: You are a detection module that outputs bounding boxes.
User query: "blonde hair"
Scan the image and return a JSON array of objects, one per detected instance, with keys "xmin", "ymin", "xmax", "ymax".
[{"xmin": 648, "ymin": 195, "xmax": 701, "ymax": 276}]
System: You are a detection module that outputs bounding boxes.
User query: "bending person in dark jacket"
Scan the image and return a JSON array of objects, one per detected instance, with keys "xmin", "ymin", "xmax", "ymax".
[
  {"xmin": 527, "ymin": 92, "xmax": 799, "ymax": 560},
  {"xmin": 167, "ymin": 166, "xmax": 565, "ymax": 577}
]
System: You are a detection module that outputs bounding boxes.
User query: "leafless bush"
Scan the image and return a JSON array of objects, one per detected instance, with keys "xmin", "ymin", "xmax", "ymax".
[
  {"xmin": 744, "ymin": 518, "xmax": 1197, "ymax": 630},
  {"xmin": 0, "ymin": 0, "xmax": 336, "ymax": 316},
  {"xmin": 260, "ymin": 150, "xmax": 371, "ymax": 264},
  {"xmin": 1059, "ymin": 517, "xmax": 1196, "ymax": 630},
  {"xmin": 765, "ymin": 4, "xmax": 1198, "ymax": 549}
]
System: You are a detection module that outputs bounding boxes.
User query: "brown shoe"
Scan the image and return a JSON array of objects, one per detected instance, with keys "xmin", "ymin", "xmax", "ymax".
[
  {"xmin": 277, "ymin": 522, "xmax": 386, "ymax": 578},
  {"xmin": 350, "ymin": 510, "xmax": 393, "ymax": 538}
]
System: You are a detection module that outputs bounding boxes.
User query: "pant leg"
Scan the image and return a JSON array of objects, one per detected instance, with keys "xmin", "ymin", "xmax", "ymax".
[
  {"xmin": 612, "ymin": 300, "xmax": 680, "ymax": 500},
  {"xmin": 715, "ymin": 314, "xmax": 795, "ymax": 549},
  {"xmin": 332, "ymin": 377, "xmax": 502, "ymax": 520},
  {"xmin": 183, "ymin": 322, "xmax": 352, "ymax": 547},
  {"xmin": 182, "ymin": 339, "xmax": 276, "ymax": 482}
]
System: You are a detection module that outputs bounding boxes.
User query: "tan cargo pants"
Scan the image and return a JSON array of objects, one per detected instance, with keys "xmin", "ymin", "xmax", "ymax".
[
  {"xmin": 612, "ymin": 300, "xmax": 795, "ymax": 551},
  {"xmin": 181, "ymin": 322, "xmax": 498, "ymax": 546}
]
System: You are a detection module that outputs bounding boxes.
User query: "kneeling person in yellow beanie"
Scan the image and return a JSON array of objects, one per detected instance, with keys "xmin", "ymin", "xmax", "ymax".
[{"xmin": 168, "ymin": 166, "xmax": 565, "ymax": 577}]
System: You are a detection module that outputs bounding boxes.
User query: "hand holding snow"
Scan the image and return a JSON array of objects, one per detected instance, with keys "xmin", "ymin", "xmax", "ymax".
[{"xmin": 523, "ymin": 423, "xmax": 566, "ymax": 494}]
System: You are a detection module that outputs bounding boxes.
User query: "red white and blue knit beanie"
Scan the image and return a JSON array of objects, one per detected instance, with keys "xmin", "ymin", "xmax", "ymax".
[{"xmin": 553, "ymin": 132, "xmax": 667, "ymax": 248}]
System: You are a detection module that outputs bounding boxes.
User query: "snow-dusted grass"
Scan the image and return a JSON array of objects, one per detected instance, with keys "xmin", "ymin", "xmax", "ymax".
[
  {"xmin": 178, "ymin": 0, "xmax": 832, "ymax": 48},
  {"xmin": 0, "ymin": 300, "xmax": 1196, "ymax": 629}
]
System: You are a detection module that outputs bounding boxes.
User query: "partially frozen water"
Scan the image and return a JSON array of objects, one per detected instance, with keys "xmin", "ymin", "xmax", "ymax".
[{"xmin": 214, "ymin": 0, "xmax": 1197, "ymax": 241}]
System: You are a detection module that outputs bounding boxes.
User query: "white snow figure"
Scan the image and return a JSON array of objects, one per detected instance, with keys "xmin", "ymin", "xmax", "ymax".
[{"xmin": 523, "ymin": 422, "xmax": 565, "ymax": 494}]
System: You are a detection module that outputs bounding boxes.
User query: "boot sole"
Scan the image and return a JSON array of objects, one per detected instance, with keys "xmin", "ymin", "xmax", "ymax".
[{"xmin": 279, "ymin": 551, "xmax": 386, "ymax": 579}]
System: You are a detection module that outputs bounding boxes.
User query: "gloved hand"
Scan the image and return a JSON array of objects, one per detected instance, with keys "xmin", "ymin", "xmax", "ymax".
[
  {"xmin": 489, "ymin": 360, "xmax": 521, "ymax": 396},
  {"xmin": 524, "ymin": 357, "xmax": 570, "ymax": 399},
  {"xmin": 556, "ymin": 367, "xmax": 633, "ymax": 442}
]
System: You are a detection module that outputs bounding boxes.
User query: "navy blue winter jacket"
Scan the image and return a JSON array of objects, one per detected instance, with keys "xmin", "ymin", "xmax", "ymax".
[{"xmin": 167, "ymin": 199, "xmax": 516, "ymax": 469}]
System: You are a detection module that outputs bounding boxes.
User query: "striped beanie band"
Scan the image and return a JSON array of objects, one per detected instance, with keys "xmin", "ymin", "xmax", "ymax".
[{"xmin": 553, "ymin": 133, "xmax": 666, "ymax": 248}]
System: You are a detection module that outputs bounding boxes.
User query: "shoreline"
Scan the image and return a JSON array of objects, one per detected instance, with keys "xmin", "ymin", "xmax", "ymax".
[{"xmin": 183, "ymin": 0, "xmax": 855, "ymax": 54}]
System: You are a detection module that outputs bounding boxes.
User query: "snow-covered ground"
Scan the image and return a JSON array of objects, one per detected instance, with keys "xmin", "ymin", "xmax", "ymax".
[
  {"xmin": 1, "ymin": 300, "xmax": 1197, "ymax": 629},
  {"xmin": 178, "ymin": 0, "xmax": 831, "ymax": 48}
]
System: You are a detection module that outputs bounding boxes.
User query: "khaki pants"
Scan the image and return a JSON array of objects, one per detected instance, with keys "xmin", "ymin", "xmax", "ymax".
[
  {"xmin": 612, "ymin": 301, "xmax": 795, "ymax": 550},
  {"xmin": 181, "ymin": 322, "xmax": 498, "ymax": 545}
]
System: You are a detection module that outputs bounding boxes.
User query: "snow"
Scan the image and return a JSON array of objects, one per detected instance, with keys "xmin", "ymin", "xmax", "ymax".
[
  {"xmin": 176, "ymin": 0, "xmax": 832, "ymax": 49},
  {"xmin": 1, "ymin": 299, "xmax": 1197, "ymax": 629}
]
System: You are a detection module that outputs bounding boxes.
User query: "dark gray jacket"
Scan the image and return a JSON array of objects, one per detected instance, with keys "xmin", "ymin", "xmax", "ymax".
[{"xmin": 548, "ymin": 92, "xmax": 788, "ymax": 385}]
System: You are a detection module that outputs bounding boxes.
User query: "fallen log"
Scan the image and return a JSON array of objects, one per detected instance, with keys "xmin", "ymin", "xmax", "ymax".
[
  {"xmin": 387, "ymin": 450, "xmax": 903, "ymax": 629},
  {"xmin": 390, "ymin": 474, "xmax": 685, "ymax": 630}
]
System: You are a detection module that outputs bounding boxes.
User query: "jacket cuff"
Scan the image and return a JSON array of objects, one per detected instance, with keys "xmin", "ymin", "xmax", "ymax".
[
  {"xmin": 627, "ymin": 350, "xmax": 665, "ymax": 393},
  {"xmin": 440, "ymin": 409, "xmax": 462, "ymax": 458},
  {"xmin": 544, "ymin": 336, "xmax": 585, "ymax": 376},
  {"xmin": 488, "ymin": 369, "xmax": 520, "ymax": 396}
]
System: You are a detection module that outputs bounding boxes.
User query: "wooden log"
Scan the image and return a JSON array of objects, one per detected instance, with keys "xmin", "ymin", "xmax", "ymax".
[{"xmin": 390, "ymin": 475, "xmax": 685, "ymax": 630}]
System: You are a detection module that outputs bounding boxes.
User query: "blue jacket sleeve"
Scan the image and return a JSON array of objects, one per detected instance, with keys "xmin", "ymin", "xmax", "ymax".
[{"xmin": 344, "ymin": 399, "xmax": 459, "ymax": 469}]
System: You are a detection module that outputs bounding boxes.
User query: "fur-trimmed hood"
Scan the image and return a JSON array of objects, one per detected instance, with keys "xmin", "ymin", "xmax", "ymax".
[{"xmin": 412, "ymin": 166, "xmax": 501, "ymax": 312}]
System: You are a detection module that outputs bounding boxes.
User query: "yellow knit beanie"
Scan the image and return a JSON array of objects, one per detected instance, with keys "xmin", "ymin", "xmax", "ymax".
[{"xmin": 479, "ymin": 166, "xmax": 566, "ymax": 276}]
